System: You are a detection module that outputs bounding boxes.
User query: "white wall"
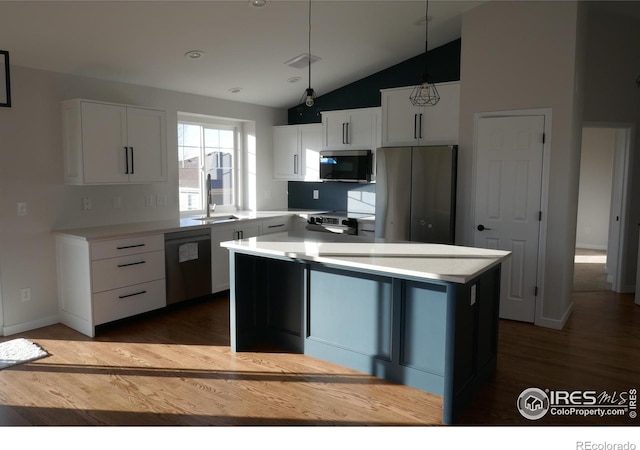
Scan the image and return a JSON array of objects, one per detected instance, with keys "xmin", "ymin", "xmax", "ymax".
[
  {"xmin": 576, "ymin": 127, "xmax": 615, "ymax": 250},
  {"xmin": 0, "ymin": 66, "xmax": 286, "ymax": 335},
  {"xmin": 582, "ymin": 4, "xmax": 640, "ymax": 292},
  {"xmin": 458, "ymin": 1, "xmax": 587, "ymax": 328}
]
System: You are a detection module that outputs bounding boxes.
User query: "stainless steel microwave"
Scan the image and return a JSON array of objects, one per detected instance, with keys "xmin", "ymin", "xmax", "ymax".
[{"xmin": 319, "ymin": 149, "xmax": 372, "ymax": 182}]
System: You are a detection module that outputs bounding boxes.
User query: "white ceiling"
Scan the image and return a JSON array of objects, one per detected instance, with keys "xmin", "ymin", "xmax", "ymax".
[{"xmin": 0, "ymin": 0, "xmax": 484, "ymax": 109}]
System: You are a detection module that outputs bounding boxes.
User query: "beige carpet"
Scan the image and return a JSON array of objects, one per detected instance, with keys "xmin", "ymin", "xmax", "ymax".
[{"xmin": 573, "ymin": 248, "xmax": 612, "ymax": 292}]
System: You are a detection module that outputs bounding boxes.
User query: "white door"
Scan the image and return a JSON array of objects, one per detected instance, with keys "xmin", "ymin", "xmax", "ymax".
[{"xmin": 474, "ymin": 115, "xmax": 545, "ymax": 322}]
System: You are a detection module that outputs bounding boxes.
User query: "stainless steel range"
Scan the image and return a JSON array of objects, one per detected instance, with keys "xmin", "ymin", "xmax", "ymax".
[{"xmin": 306, "ymin": 211, "xmax": 370, "ymax": 235}]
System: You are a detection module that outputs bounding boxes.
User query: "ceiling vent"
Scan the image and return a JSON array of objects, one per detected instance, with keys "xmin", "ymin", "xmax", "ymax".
[{"xmin": 284, "ymin": 53, "xmax": 321, "ymax": 69}]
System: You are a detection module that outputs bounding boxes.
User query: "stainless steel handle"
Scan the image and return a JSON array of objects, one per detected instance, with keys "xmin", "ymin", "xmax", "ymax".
[
  {"xmin": 124, "ymin": 147, "xmax": 129, "ymax": 174},
  {"xmin": 119, "ymin": 290, "xmax": 147, "ymax": 299},
  {"xmin": 293, "ymin": 154, "xmax": 298, "ymax": 174},
  {"xmin": 418, "ymin": 114, "xmax": 423, "ymax": 139},
  {"xmin": 477, "ymin": 224, "xmax": 492, "ymax": 231},
  {"xmin": 130, "ymin": 147, "xmax": 134, "ymax": 174},
  {"xmin": 117, "ymin": 260, "xmax": 146, "ymax": 268},
  {"xmin": 268, "ymin": 224, "xmax": 285, "ymax": 229},
  {"xmin": 342, "ymin": 123, "xmax": 346, "ymax": 144},
  {"xmin": 345, "ymin": 122, "xmax": 350, "ymax": 144},
  {"xmin": 414, "ymin": 114, "xmax": 418, "ymax": 139}
]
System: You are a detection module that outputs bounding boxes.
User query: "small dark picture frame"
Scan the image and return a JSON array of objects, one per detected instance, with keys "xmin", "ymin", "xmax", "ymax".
[{"xmin": 1, "ymin": 50, "xmax": 11, "ymax": 108}]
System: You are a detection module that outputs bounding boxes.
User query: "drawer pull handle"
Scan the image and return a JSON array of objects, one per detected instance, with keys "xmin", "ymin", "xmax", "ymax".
[
  {"xmin": 268, "ymin": 224, "xmax": 285, "ymax": 229},
  {"xmin": 118, "ymin": 290, "xmax": 147, "ymax": 299},
  {"xmin": 116, "ymin": 244, "xmax": 146, "ymax": 250},
  {"xmin": 117, "ymin": 261, "xmax": 146, "ymax": 268}
]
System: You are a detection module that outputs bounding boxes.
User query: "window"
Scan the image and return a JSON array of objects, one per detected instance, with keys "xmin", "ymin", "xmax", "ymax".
[{"xmin": 178, "ymin": 118, "xmax": 239, "ymax": 214}]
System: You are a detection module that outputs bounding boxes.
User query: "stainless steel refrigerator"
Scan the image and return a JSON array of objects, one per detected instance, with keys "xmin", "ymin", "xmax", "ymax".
[{"xmin": 374, "ymin": 145, "xmax": 457, "ymax": 244}]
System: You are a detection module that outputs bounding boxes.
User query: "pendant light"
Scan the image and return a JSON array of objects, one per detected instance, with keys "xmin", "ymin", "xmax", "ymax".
[
  {"xmin": 409, "ymin": 0, "xmax": 440, "ymax": 106},
  {"xmin": 301, "ymin": 0, "xmax": 316, "ymax": 107}
]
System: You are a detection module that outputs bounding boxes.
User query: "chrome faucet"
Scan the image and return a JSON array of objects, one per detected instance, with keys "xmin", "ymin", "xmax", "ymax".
[{"xmin": 206, "ymin": 173, "xmax": 212, "ymax": 218}]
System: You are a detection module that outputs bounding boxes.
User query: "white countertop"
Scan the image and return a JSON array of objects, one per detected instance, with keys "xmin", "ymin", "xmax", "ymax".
[
  {"xmin": 53, "ymin": 209, "xmax": 327, "ymax": 241},
  {"xmin": 221, "ymin": 231, "xmax": 510, "ymax": 284}
]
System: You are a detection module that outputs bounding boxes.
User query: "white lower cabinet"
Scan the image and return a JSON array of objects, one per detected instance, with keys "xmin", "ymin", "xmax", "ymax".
[
  {"xmin": 261, "ymin": 216, "xmax": 291, "ymax": 235},
  {"xmin": 56, "ymin": 233, "xmax": 166, "ymax": 337},
  {"xmin": 211, "ymin": 220, "xmax": 262, "ymax": 293}
]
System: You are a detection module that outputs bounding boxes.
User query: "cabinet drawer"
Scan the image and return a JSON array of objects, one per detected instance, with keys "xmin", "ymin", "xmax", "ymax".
[
  {"xmin": 93, "ymin": 279, "xmax": 166, "ymax": 326},
  {"xmin": 91, "ymin": 234, "xmax": 164, "ymax": 260},
  {"xmin": 91, "ymin": 250, "xmax": 165, "ymax": 293},
  {"xmin": 261, "ymin": 216, "xmax": 290, "ymax": 234}
]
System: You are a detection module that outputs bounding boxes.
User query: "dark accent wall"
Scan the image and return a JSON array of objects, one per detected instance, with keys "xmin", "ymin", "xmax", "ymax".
[
  {"xmin": 288, "ymin": 39, "xmax": 461, "ymax": 125},
  {"xmin": 288, "ymin": 181, "xmax": 375, "ymax": 214}
]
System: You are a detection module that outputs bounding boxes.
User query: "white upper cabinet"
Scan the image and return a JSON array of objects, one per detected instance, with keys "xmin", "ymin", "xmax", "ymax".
[
  {"xmin": 62, "ymin": 99, "xmax": 167, "ymax": 185},
  {"xmin": 380, "ymin": 81, "xmax": 460, "ymax": 147},
  {"xmin": 321, "ymin": 107, "xmax": 381, "ymax": 151},
  {"xmin": 273, "ymin": 123, "xmax": 322, "ymax": 181}
]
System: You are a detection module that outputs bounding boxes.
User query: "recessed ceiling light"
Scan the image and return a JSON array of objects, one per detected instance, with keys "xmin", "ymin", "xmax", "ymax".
[
  {"xmin": 228, "ymin": 87, "xmax": 243, "ymax": 94},
  {"xmin": 288, "ymin": 77, "xmax": 302, "ymax": 84},
  {"xmin": 184, "ymin": 50, "xmax": 204, "ymax": 59},
  {"xmin": 248, "ymin": 0, "xmax": 267, "ymax": 7}
]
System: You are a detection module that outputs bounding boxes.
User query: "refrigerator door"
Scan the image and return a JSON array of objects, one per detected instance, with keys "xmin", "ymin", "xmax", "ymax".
[
  {"xmin": 374, "ymin": 147, "xmax": 412, "ymax": 241},
  {"xmin": 410, "ymin": 146, "xmax": 457, "ymax": 244}
]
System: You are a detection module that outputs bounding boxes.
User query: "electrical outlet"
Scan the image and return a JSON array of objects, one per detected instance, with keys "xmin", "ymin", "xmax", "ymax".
[
  {"xmin": 313, "ymin": 190, "xmax": 319, "ymax": 200},
  {"xmin": 20, "ymin": 287, "xmax": 31, "ymax": 302},
  {"xmin": 156, "ymin": 194, "xmax": 167, "ymax": 207},
  {"xmin": 17, "ymin": 202, "xmax": 28, "ymax": 216},
  {"xmin": 145, "ymin": 195, "xmax": 155, "ymax": 207},
  {"xmin": 470, "ymin": 284, "xmax": 477, "ymax": 306},
  {"xmin": 82, "ymin": 197, "xmax": 92, "ymax": 210}
]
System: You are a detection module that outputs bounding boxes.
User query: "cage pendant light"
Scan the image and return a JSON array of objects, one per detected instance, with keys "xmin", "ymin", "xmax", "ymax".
[
  {"xmin": 409, "ymin": 0, "xmax": 440, "ymax": 106},
  {"xmin": 300, "ymin": 0, "xmax": 316, "ymax": 107}
]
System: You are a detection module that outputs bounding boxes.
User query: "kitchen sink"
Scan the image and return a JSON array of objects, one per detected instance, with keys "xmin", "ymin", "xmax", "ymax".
[{"xmin": 192, "ymin": 215, "xmax": 240, "ymax": 224}]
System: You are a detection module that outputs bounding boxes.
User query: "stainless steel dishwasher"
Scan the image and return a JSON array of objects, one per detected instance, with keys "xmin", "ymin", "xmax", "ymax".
[{"xmin": 165, "ymin": 229, "xmax": 212, "ymax": 305}]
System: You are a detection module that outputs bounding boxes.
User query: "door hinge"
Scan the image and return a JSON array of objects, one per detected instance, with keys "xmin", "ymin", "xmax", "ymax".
[
  {"xmin": 534, "ymin": 286, "xmax": 538, "ymax": 296},
  {"xmin": 539, "ymin": 211, "xmax": 542, "ymax": 221}
]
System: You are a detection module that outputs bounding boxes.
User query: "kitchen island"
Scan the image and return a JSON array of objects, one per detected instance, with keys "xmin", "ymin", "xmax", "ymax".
[{"xmin": 221, "ymin": 232, "xmax": 510, "ymax": 424}]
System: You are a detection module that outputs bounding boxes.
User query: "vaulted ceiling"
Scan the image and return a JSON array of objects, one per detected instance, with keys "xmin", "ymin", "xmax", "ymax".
[{"xmin": 0, "ymin": 0, "xmax": 483, "ymax": 109}]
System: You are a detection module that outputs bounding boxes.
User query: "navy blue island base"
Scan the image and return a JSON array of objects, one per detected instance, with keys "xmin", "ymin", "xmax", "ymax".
[{"xmin": 226, "ymin": 244, "xmax": 504, "ymax": 425}]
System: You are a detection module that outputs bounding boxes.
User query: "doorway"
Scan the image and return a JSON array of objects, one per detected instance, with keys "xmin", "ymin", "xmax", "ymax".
[{"xmin": 574, "ymin": 125, "xmax": 632, "ymax": 293}]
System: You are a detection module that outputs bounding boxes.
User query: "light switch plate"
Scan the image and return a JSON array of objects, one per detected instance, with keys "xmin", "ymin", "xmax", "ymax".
[
  {"xmin": 313, "ymin": 190, "xmax": 319, "ymax": 200},
  {"xmin": 17, "ymin": 202, "xmax": 27, "ymax": 216}
]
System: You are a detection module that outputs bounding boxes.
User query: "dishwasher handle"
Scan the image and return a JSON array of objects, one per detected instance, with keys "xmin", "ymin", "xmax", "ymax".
[{"xmin": 165, "ymin": 234, "xmax": 211, "ymax": 247}]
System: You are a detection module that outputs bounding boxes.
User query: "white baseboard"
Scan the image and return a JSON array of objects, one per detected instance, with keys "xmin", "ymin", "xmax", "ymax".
[
  {"xmin": 535, "ymin": 302, "xmax": 573, "ymax": 330},
  {"xmin": 575, "ymin": 244, "xmax": 608, "ymax": 251},
  {"xmin": 2, "ymin": 314, "xmax": 60, "ymax": 337}
]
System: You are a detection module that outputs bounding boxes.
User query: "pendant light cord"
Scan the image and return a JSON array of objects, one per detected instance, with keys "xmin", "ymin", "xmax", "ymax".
[
  {"xmin": 423, "ymin": 0, "xmax": 429, "ymax": 83},
  {"xmin": 308, "ymin": 0, "xmax": 312, "ymax": 90}
]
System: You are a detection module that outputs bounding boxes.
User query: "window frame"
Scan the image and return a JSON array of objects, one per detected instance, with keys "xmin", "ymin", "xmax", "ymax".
[{"xmin": 178, "ymin": 115, "xmax": 242, "ymax": 216}]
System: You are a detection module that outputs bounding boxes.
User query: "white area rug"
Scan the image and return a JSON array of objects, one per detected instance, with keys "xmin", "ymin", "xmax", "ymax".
[{"xmin": 0, "ymin": 338, "xmax": 49, "ymax": 370}]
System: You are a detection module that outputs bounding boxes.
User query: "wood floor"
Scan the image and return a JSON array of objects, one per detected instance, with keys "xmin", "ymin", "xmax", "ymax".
[{"xmin": 1, "ymin": 290, "xmax": 638, "ymax": 426}]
